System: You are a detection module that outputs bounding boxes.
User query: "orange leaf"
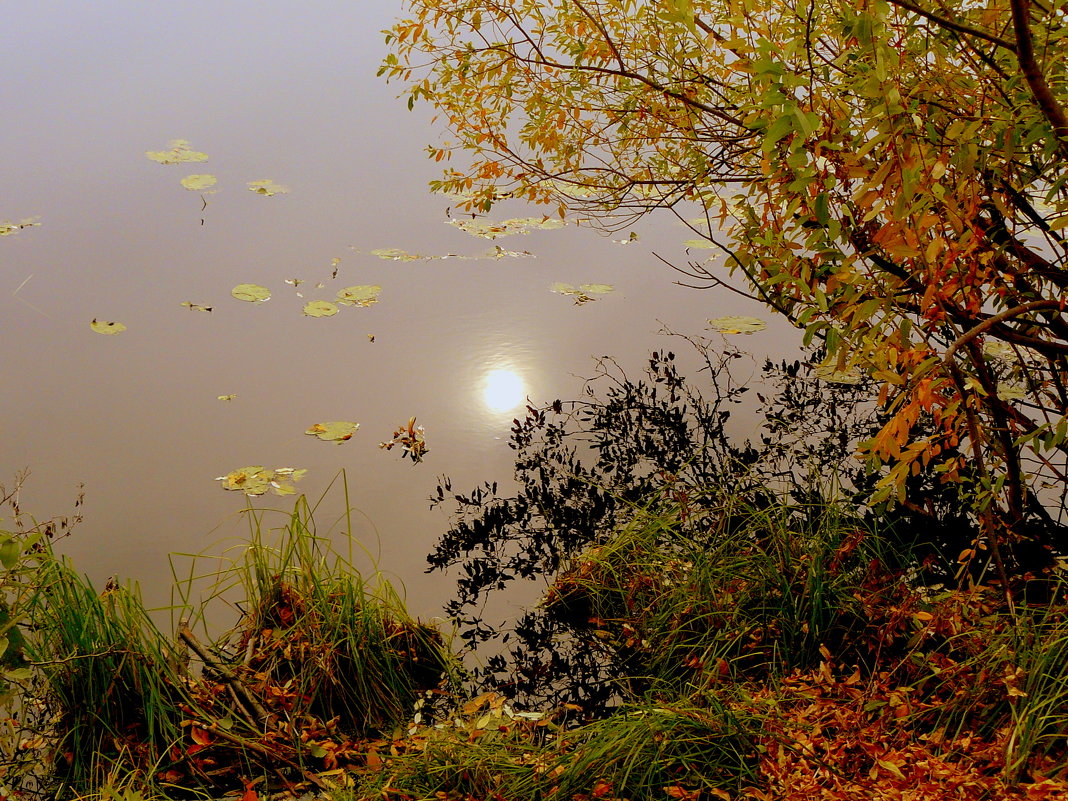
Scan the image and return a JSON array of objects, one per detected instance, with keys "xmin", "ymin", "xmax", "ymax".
[{"xmin": 190, "ymin": 727, "xmax": 213, "ymax": 746}]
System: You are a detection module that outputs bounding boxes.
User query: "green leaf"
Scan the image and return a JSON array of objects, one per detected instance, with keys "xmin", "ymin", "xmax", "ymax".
[
  {"xmin": 813, "ymin": 364, "xmax": 865, "ymax": 384},
  {"xmin": 0, "ymin": 539, "xmax": 20, "ymax": 570},
  {"xmin": 578, "ymin": 283, "xmax": 614, "ymax": 295},
  {"xmin": 550, "ymin": 282, "xmax": 614, "ymax": 304},
  {"xmin": 448, "ymin": 216, "xmax": 565, "ymax": 238},
  {"xmin": 247, "ymin": 179, "xmax": 289, "ymax": 196},
  {"xmin": 304, "ymin": 421, "xmax": 360, "ymax": 443},
  {"xmin": 180, "ymin": 174, "xmax": 217, "ymax": 191},
  {"xmin": 336, "ymin": 285, "xmax": 382, "ymax": 307},
  {"xmin": 369, "ymin": 247, "xmax": 425, "ymax": 261},
  {"xmin": 0, "ymin": 217, "xmax": 40, "ymax": 236},
  {"xmin": 302, "ymin": 300, "xmax": 339, "ymax": 317},
  {"xmin": 231, "ymin": 283, "xmax": 271, "ymax": 303},
  {"xmin": 707, "ymin": 315, "xmax": 767, "ymax": 334},
  {"xmin": 144, "ymin": 139, "xmax": 208, "ymax": 164},
  {"xmin": 215, "ymin": 466, "xmax": 306, "ymax": 497},
  {"xmin": 90, "ymin": 319, "xmax": 126, "ymax": 335}
]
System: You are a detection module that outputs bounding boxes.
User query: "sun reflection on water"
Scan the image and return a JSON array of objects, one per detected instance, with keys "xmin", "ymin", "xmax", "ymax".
[{"xmin": 482, "ymin": 368, "xmax": 526, "ymax": 412}]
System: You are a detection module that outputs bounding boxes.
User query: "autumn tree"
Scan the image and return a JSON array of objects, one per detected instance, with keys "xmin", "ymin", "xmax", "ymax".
[{"xmin": 384, "ymin": 0, "xmax": 1068, "ymax": 578}]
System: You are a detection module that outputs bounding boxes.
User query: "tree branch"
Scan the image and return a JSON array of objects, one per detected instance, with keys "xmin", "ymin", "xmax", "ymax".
[{"xmin": 1010, "ymin": 0, "xmax": 1068, "ymax": 162}]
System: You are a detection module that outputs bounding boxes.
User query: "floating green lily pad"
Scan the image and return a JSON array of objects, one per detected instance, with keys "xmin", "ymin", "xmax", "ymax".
[
  {"xmin": 336, "ymin": 285, "xmax": 381, "ymax": 307},
  {"xmin": 247, "ymin": 179, "xmax": 288, "ymax": 196},
  {"xmin": 370, "ymin": 247, "xmax": 424, "ymax": 261},
  {"xmin": 90, "ymin": 319, "xmax": 126, "ymax": 335},
  {"xmin": 305, "ymin": 421, "xmax": 360, "ymax": 443},
  {"xmin": 231, "ymin": 283, "xmax": 271, "ymax": 303},
  {"xmin": 303, "ymin": 300, "xmax": 339, "ymax": 317},
  {"xmin": 812, "ymin": 364, "xmax": 865, "ymax": 385},
  {"xmin": 216, "ymin": 465, "xmax": 307, "ymax": 497},
  {"xmin": 0, "ymin": 217, "xmax": 40, "ymax": 236},
  {"xmin": 550, "ymin": 282, "xmax": 615, "ymax": 305},
  {"xmin": 145, "ymin": 139, "xmax": 208, "ymax": 164},
  {"xmin": 181, "ymin": 301, "xmax": 212, "ymax": 312},
  {"xmin": 180, "ymin": 174, "xmax": 217, "ymax": 191},
  {"xmin": 707, "ymin": 315, "xmax": 767, "ymax": 334},
  {"xmin": 217, "ymin": 394, "xmax": 237, "ymax": 401},
  {"xmin": 449, "ymin": 216, "xmax": 565, "ymax": 239},
  {"xmin": 683, "ymin": 238, "xmax": 716, "ymax": 249}
]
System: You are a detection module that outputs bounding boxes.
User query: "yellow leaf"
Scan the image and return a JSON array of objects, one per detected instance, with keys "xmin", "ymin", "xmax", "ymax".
[
  {"xmin": 247, "ymin": 179, "xmax": 288, "ymax": 196},
  {"xmin": 90, "ymin": 319, "xmax": 126, "ymax": 335},
  {"xmin": 180, "ymin": 174, "xmax": 217, "ymax": 191},
  {"xmin": 145, "ymin": 139, "xmax": 208, "ymax": 164}
]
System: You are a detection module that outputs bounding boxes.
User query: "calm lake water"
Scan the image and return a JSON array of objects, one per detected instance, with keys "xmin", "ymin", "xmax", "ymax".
[{"xmin": 1, "ymin": 1, "xmax": 796, "ymax": 624}]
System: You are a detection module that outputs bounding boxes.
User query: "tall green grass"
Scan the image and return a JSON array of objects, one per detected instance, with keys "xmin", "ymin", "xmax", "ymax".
[
  {"xmin": 17, "ymin": 486, "xmax": 455, "ymax": 798},
  {"xmin": 24, "ymin": 560, "xmax": 191, "ymax": 792},
  {"xmin": 202, "ymin": 493, "xmax": 455, "ymax": 736},
  {"xmin": 544, "ymin": 493, "xmax": 898, "ymax": 699}
]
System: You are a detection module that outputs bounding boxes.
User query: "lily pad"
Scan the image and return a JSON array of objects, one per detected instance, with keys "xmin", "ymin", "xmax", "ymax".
[
  {"xmin": 181, "ymin": 301, "xmax": 212, "ymax": 312},
  {"xmin": 336, "ymin": 285, "xmax": 381, "ymax": 307},
  {"xmin": 370, "ymin": 247, "xmax": 425, "ymax": 261},
  {"xmin": 180, "ymin": 174, "xmax": 217, "ymax": 191},
  {"xmin": 812, "ymin": 364, "xmax": 865, "ymax": 385},
  {"xmin": 216, "ymin": 465, "xmax": 307, "ymax": 497},
  {"xmin": 90, "ymin": 319, "xmax": 126, "ymax": 335},
  {"xmin": 303, "ymin": 300, "xmax": 339, "ymax": 317},
  {"xmin": 305, "ymin": 421, "xmax": 360, "ymax": 443},
  {"xmin": 550, "ymin": 282, "xmax": 615, "ymax": 305},
  {"xmin": 145, "ymin": 139, "xmax": 208, "ymax": 164},
  {"xmin": 247, "ymin": 179, "xmax": 288, "ymax": 196},
  {"xmin": 683, "ymin": 238, "xmax": 716, "ymax": 249},
  {"xmin": 217, "ymin": 394, "xmax": 237, "ymax": 401},
  {"xmin": 707, "ymin": 315, "xmax": 767, "ymax": 334},
  {"xmin": 448, "ymin": 216, "xmax": 565, "ymax": 239},
  {"xmin": 231, "ymin": 283, "xmax": 271, "ymax": 303},
  {"xmin": 0, "ymin": 217, "xmax": 40, "ymax": 236}
]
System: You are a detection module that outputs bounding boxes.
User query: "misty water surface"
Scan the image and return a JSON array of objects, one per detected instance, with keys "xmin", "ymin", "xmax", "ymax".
[{"xmin": 1, "ymin": 1, "xmax": 798, "ymax": 621}]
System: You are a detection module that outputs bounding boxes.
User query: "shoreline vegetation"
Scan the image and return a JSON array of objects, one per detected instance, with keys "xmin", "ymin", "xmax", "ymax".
[{"xmin": 2, "ymin": 344, "xmax": 1067, "ymax": 801}]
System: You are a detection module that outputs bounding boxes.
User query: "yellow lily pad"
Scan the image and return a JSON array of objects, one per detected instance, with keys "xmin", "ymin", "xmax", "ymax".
[
  {"xmin": 336, "ymin": 285, "xmax": 381, "ymax": 307},
  {"xmin": 90, "ymin": 319, "xmax": 126, "ymax": 335},
  {"xmin": 812, "ymin": 364, "xmax": 865, "ymax": 385},
  {"xmin": 145, "ymin": 139, "xmax": 208, "ymax": 164},
  {"xmin": 0, "ymin": 217, "xmax": 40, "ymax": 236},
  {"xmin": 247, "ymin": 179, "xmax": 288, "ymax": 196},
  {"xmin": 550, "ymin": 282, "xmax": 615, "ymax": 305},
  {"xmin": 707, "ymin": 315, "xmax": 767, "ymax": 334},
  {"xmin": 216, "ymin": 465, "xmax": 307, "ymax": 497},
  {"xmin": 180, "ymin": 174, "xmax": 217, "ymax": 191},
  {"xmin": 683, "ymin": 238, "xmax": 716, "ymax": 249},
  {"xmin": 449, "ymin": 216, "xmax": 565, "ymax": 238},
  {"xmin": 231, "ymin": 283, "xmax": 271, "ymax": 303},
  {"xmin": 302, "ymin": 300, "xmax": 339, "ymax": 317},
  {"xmin": 305, "ymin": 421, "xmax": 360, "ymax": 443},
  {"xmin": 370, "ymin": 247, "xmax": 425, "ymax": 261}
]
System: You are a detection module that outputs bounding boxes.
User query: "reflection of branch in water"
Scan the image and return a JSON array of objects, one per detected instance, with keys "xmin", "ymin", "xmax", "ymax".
[{"xmin": 12, "ymin": 274, "xmax": 53, "ymax": 319}]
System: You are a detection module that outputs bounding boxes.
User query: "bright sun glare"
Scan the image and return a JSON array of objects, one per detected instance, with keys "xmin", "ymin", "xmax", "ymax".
[{"xmin": 483, "ymin": 368, "xmax": 525, "ymax": 412}]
